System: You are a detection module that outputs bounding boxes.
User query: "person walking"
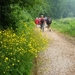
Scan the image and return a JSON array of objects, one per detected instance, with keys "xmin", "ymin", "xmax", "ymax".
[
  {"xmin": 40, "ymin": 15, "xmax": 45, "ymax": 32},
  {"xmin": 46, "ymin": 16, "xmax": 52, "ymax": 31},
  {"xmin": 35, "ymin": 17, "xmax": 40, "ymax": 28}
]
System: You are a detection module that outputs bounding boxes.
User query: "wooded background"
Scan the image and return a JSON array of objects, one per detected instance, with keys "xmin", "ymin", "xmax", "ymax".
[{"xmin": 0, "ymin": 0, "xmax": 75, "ymax": 29}]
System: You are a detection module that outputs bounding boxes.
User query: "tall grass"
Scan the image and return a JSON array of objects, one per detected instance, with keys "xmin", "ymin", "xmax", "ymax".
[{"xmin": 52, "ymin": 18, "xmax": 75, "ymax": 37}]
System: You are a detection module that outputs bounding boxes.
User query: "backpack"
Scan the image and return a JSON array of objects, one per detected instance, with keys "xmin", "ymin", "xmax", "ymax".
[
  {"xmin": 46, "ymin": 18, "xmax": 52, "ymax": 24},
  {"xmin": 40, "ymin": 18, "xmax": 44, "ymax": 24}
]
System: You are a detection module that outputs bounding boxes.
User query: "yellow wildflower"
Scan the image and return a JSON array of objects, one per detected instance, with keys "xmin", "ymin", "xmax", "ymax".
[
  {"xmin": 4, "ymin": 57, "xmax": 8, "ymax": 62},
  {"xmin": 12, "ymin": 63, "xmax": 14, "ymax": 66},
  {"xmin": 3, "ymin": 71, "xmax": 5, "ymax": 74},
  {"xmin": 17, "ymin": 60, "xmax": 20, "ymax": 62}
]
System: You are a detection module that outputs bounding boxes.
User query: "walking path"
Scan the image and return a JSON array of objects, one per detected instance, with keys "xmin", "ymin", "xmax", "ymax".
[{"xmin": 36, "ymin": 28, "xmax": 75, "ymax": 75}]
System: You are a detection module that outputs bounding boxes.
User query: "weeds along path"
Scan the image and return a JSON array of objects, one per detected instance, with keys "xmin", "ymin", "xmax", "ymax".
[{"xmin": 35, "ymin": 28, "xmax": 75, "ymax": 75}]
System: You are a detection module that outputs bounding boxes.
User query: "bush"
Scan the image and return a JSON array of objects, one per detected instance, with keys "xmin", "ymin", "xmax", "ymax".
[
  {"xmin": 0, "ymin": 4, "xmax": 33, "ymax": 31},
  {"xmin": 0, "ymin": 22, "xmax": 48, "ymax": 75},
  {"xmin": 10, "ymin": 5, "xmax": 33, "ymax": 31}
]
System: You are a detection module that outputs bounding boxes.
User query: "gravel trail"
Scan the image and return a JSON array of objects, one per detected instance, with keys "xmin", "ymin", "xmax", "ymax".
[{"xmin": 36, "ymin": 28, "xmax": 75, "ymax": 75}]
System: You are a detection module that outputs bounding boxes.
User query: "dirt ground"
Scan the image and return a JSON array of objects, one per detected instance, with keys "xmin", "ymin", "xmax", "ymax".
[{"xmin": 34, "ymin": 28, "xmax": 75, "ymax": 75}]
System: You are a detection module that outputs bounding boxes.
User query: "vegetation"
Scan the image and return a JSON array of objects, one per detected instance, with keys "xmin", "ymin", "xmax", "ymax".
[
  {"xmin": 1, "ymin": 0, "xmax": 75, "ymax": 29},
  {"xmin": 0, "ymin": 0, "xmax": 49, "ymax": 75},
  {"xmin": 52, "ymin": 18, "xmax": 75, "ymax": 37},
  {"xmin": 0, "ymin": 22, "xmax": 49, "ymax": 75}
]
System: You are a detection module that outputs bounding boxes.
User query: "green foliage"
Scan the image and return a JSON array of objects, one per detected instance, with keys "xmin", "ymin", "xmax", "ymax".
[
  {"xmin": 27, "ymin": 0, "xmax": 47, "ymax": 18},
  {"xmin": 52, "ymin": 18, "xmax": 75, "ymax": 37},
  {"xmin": 0, "ymin": 4, "xmax": 33, "ymax": 30},
  {"xmin": 63, "ymin": 0, "xmax": 75, "ymax": 18},
  {"xmin": 42, "ymin": 0, "xmax": 75, "ymax": 18},
  {"xmin": 1, "ymin": 0, "xmax": 75, "ymax": 29},
  {"xmin": 0, "ymin": 22, "xmax": 48, "ymax": 75},
  {"xmin": 67, "ymin": 13, "xmax": 74, "ymax": 18},
  {"xmin": 0, "ymin": 0, "xmax": 43, "ymax": 29},
  {"xmin": 10, "ymin": 5, "xmax": 33, "ymax": 30},
  {"xmin": 45, "ymin": 0, "xmax": 67, "ymax": 18}
]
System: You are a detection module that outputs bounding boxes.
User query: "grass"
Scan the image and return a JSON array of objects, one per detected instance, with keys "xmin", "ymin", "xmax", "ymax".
[{"xmin": 51, "ymin": 18, "xmax": 75, "ymax": 37}]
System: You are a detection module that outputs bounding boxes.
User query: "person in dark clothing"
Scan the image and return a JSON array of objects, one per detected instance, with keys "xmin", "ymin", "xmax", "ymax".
[
  {"xmin": 46, "ymin": 16, "xmax": 52, "ymax": 31},
  {"xmin": 40, "ymin": 15, "xmax": 45, "ymax": 32}
]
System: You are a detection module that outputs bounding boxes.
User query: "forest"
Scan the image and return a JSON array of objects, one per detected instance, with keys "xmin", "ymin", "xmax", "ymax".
[{"xmin": 0, "ymin": 0, "xmax": 75, "ymax": 75}]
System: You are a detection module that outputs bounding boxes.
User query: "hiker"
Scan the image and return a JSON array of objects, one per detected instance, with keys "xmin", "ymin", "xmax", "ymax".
[
  {"xmin": 44, "ymin": 17, "xmax": 48, "ymax": 28},
  {"xmin": 40, "ymin": 15, "xmax": 45, "ymax": 32},
  {"xmin": 35, "ymin": 17, "xmax": 40, "ymax": 28},
  {"xmin": 46, "ymin": 16, "xmax": 52, "ymax": 31}
]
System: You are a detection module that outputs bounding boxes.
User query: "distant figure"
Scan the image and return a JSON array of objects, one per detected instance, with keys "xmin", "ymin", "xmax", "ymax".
[
  {"xmin": 40, "ymin": 15, "xmax": 45, "ymax": 32},
  {"xmin": 46, "ymin": 16, "xmax": 52, "ymax": 31},
  {"xmin": 35, "ymin": 17, "xmax": 40, "ymax": 27},
  {"xmin": 44, "ymin": 17, "xmax": 47, "ymax": 28}
]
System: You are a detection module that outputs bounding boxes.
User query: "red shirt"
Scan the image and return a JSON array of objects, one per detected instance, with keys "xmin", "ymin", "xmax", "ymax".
[{"xmin": 35, "ymin": 18, "xmax": 39, "ymax": 25}]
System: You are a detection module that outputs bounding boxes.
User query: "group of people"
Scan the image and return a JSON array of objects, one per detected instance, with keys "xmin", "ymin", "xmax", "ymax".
[{"xmin": 34, "ymin": 15, "xmax": 52, "ymax": 32}]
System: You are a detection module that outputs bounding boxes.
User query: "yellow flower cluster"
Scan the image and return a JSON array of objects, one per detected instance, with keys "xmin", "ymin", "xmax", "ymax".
[{"xmin": 0, "ymin": 21, "xmax": 49, "ymax": 74}]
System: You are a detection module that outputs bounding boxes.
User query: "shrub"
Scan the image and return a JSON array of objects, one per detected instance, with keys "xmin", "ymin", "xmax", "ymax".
[
  {"xmin": 0, "ymin": 22, "xmax": 48, "ymax": 75},
  {"xmin": 0, "ymin": 4, "xmax": 33, "ymax": 31}
]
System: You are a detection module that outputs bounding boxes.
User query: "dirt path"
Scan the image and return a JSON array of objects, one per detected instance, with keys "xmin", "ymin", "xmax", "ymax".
[{"xmin": 36, "ymin": 28, "xmax": 75, "ymax": 75}]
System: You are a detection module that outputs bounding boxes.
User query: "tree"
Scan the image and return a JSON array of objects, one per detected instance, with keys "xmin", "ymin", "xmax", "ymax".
[
  {"xmin": 45, "ymin": 0, "xmax": 67, "ymax": 18},
  {"xmin": 0, "ymin": 0, "xmax": 44, "ymax": 29},
  {"xmin": 63, "ymin": 0, "xmax": 75, "ymax": 18}
]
